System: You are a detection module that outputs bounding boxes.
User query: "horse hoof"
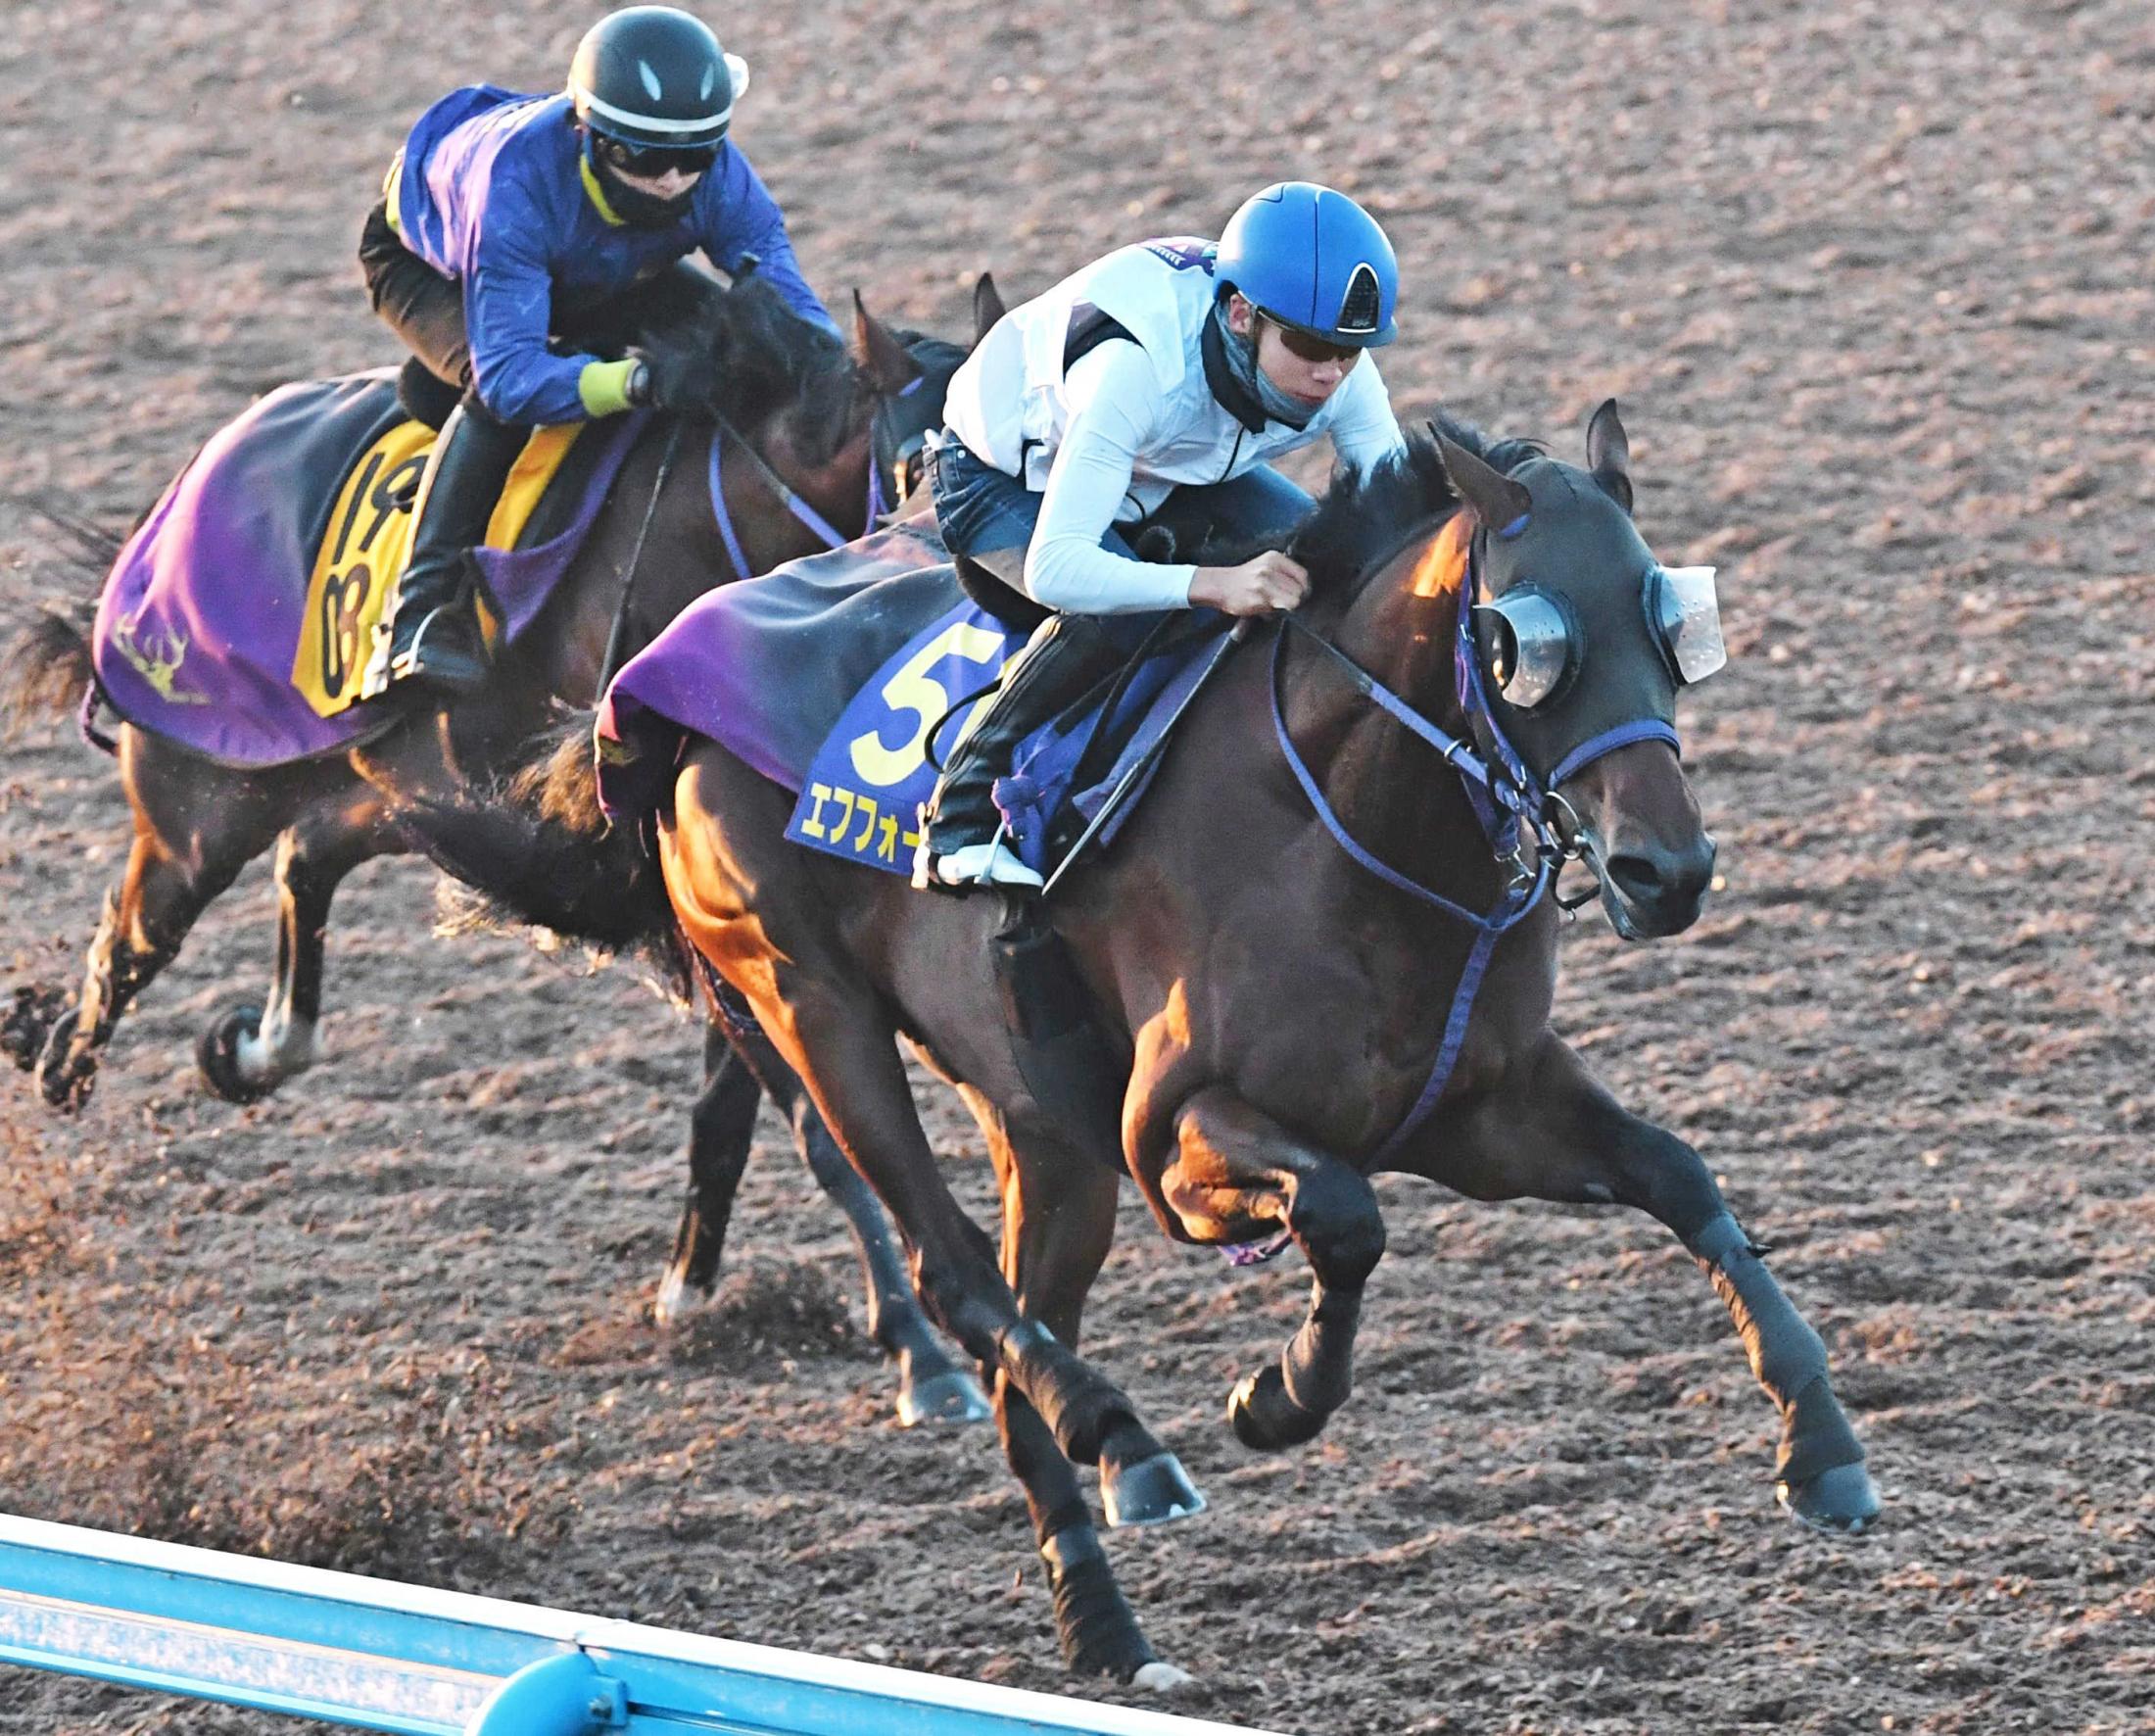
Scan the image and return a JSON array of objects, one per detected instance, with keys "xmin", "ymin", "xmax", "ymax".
[
  {"xmin": 1102, "ymin": 1452, "xmax": 1206, "ymax": 1528},
  {"xmin": 196, "ymin": 1005, "xmax": 273, "ymax": 1104},
  {"xmin": 1227, "ymin": 1365, "xmax": 1327, "ymax": 1452},
  {"xmin": 897, "ymin": 1366, "xmax": 992, "ymax": 1428},
  {"xmin": 34, "ymin": 1011, "xmax": 93, "ymax": 1112},
  {"xmin": 3, "ymin": 986, "xmax": 68, "ymax": 1074},
  {"xmin": 652, "ymin": 1264, "xmax": 700, "ymax": 1327},
  {"xmin": 1779, "ymin": 1461, "xmax": 1881, "ymax": 1535},
  {"xmin": 1129, "ymin": 1661, "xmax": 1198, "ymax": 1695}
]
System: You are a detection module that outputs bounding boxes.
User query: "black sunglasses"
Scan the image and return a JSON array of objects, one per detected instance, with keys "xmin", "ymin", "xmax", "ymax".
[
  {"xmin": 597, "ymin": 135, "xmax": 722, "ymax": 178},
  {"xmin": 1263, "ymin": 314, "xmax": 1363, "ymax": 367}
]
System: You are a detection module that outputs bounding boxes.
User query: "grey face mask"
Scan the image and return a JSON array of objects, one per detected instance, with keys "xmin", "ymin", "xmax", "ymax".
[{"xmin": 1209, "ymin": 302, "xmax": 1318, "ymax": 431}]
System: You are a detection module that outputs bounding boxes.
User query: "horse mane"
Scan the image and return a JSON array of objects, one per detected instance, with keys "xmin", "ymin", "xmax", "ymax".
[
  {"xmin": 1287, "ymin": 413, "xmax": 1548, "ymax": 596},
  {"xmin": 666, "ymin": 270, "xmax": 853, "ymax": 426}
]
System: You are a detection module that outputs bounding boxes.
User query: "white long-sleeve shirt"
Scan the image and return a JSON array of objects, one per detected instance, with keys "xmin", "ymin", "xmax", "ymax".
[
  {"xmin": 1026, "ymin": 336, "xmax": 1403, "ymax": 612},
  {"xmin": 939, "ymin": 237, "xmax": 1408, "ymax": 615}
]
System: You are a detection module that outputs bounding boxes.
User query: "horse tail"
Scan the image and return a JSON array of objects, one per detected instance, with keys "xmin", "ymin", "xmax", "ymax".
[
  {"xmin": 0, "ymin": 606, "xmax": 96, "ymax": 736},
  {"xmin": 0, "ymin": 504, "xmax": 126, "ymax": 738},
  {"xmin": 399, "ymin": 710, "xmax": 674, "ymax": 951}
]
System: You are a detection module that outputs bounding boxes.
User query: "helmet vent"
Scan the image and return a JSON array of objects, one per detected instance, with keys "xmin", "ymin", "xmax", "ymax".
[
  {"xmin": 1337, "ymin": 263, "xmax": 1383, "ymax": 335},
  {"xmin": 639, "ymin": 60, "xmax": 664, "ymax": 101}
]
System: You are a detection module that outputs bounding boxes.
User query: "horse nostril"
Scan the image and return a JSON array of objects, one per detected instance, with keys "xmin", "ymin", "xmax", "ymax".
[
  {"xmin": 1606, "ymin": 836, "xmax": 1716, "ymax": 907},
  {"xmin": 1605, "ymin": 853, "xmax": 1669, "ymax": 905}
]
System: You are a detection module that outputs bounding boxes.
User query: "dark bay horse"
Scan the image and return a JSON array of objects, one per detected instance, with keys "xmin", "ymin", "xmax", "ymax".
[
  {"xmin": 399, "ymin": 405, "xmax": 1881, "ymax": 1685},
  {"xmin": 3, "ymin": 272, "xmax": 1008, "ymax": 1427}
]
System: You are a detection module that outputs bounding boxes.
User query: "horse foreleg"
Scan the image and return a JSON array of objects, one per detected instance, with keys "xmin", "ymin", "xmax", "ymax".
[
  {"xmin": 203, "ymin": 798, "xmax": 401, "ymax": 1102},
  {"xmin": 981, "ymin": 1104, "xmax": 1183, "ymax": 1686},
  {"xmin": 1162, "ymin": 1086, "xmax": 1387, "ymax": 1451},
  {"xmin": 1448, "ymin": 1033, "xmax": 1880, "ymax": 1533}
]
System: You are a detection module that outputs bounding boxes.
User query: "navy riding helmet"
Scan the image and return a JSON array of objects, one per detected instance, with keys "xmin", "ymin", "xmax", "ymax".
[
  {"xmin": 1212, "ymin": 181, "xmax": 1400, "ymax": 348},
  {"xmin": 569, "ymin": 6, "xmax": 746, "ymax": 224}
]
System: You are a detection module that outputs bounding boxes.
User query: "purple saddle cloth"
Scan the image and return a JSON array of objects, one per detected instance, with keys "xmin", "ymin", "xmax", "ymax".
[
  {"xmin": 598, "ymin": 517, "xmax": 1226, "ymax": 880},
  {"xmin": 91, "ymin": 369, "xmax": 642, "ymax": 767}
]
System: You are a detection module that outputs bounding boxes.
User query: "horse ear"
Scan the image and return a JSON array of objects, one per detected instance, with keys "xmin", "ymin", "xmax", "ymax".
[
  {"xmin": 1433, "ymin": 426, "xmax": 1533, "ymax": 535},
  {"xmin": 851, "ymin": 289, "xmax": 920, "ymax": 395},
  {"xmin": 972, "ymin": 271, "xmax": 1008, "ymax": 344},
  {"xmin": 1585, "ymin": 398, "xmax": 1633, "ymax": 513}
]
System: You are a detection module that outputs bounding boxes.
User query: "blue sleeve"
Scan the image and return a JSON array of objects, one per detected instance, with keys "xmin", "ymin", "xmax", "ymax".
[
  {"xmin": 462, "ymin": 179, "xmax": 597, "ymax": 425},
  {"xmin": 697, "ymin": 151, "xmax": 838, "ymax": 337}
]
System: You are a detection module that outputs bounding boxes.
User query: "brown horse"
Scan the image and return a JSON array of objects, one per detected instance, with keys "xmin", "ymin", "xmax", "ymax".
[
  {"xmin": 400, "ymin": 405, "xmax": 1882, "ymax": 1685},
  {"xmin": 4, "ymin": 271, "xmax": 1007, "ymax": 1427}
]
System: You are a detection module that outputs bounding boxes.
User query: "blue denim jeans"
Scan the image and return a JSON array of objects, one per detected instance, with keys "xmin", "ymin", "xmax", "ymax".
[{"xmin": 927, "ymin": 438, "xmax": 1316, "ymax": 575}]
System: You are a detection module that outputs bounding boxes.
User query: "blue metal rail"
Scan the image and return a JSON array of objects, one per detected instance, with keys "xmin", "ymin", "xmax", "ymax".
[{"xmin": 0, "ymin": 1516, "xmax": 1288, "ymax": 1736}]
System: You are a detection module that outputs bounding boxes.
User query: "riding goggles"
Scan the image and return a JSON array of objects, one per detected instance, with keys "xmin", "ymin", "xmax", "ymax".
[
  {"xmin": 597, "ymin": 135, "xmax": 723, "ymax": 178},
  {"xmin": 1476, "ymin": 564, "xmax": 1725, "ymax": 711}
]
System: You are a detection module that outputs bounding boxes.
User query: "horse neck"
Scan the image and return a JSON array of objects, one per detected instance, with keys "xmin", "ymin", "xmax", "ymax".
[
  {"xmin": 533, "ymin": 405, "xmax": 873, "ymax": 707},
  {"xmin": 1281, "ymin": 519, "xmax": 1508, "ymax": 905}
]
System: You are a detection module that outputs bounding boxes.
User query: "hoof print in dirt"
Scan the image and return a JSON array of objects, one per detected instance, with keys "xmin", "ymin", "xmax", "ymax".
[{"xmin": 3, "ymin": 985, "xmax": 69, "ymax": 1073}]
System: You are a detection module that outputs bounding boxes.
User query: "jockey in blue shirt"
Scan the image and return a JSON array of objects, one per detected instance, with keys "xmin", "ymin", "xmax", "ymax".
[{"xmin": 357, "ymin": 5, "xmax": 837, "ymax": 697}]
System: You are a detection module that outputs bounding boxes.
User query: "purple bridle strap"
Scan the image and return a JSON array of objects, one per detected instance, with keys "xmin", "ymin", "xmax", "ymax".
[
  {"xmin": 1269, "ymin": 628, "xmax": 1538, "ymax": 927},
  {"xmin": 1547, "ymin": 717, "xmax": 1680, "ymax": 789},
  {"xmin": 705, "ymin": 423, "xmax": 859, "ymax": 581},
  {"xmin": 1269, "ymin": 622, "xmax": 1549, "ymax": 1165},
  {"xmin": 706, "ymin": 430, "xmax": 754, "ymax": 583}
]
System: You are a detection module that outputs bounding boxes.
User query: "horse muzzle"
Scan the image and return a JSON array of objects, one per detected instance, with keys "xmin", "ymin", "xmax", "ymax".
[{"xmin": 1582, "ymin": 826, "xmax": 1716, "ymax": 940}]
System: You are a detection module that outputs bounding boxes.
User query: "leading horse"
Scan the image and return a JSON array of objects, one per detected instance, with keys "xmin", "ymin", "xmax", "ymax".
[
  {"xmin": 400, "ymin": 405, "xmax": 1884, "ymax": 1684},
  {"xmin": 4, "ymin": 271, "xmax": 1005, "ymax": 1426}
]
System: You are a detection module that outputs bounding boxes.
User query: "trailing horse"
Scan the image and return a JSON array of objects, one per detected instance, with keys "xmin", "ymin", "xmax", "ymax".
[
  {"xmin": 398, "ymin": 404, "xmax": 1883, "ymax": 1685},
  {"xmin": 2, "ymin": 271, "xmax": 1008, "ymax": 1429}
]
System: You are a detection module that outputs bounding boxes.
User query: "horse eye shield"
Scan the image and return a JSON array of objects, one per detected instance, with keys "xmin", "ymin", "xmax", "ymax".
[{"xmin": 1476, "ymin": 564, "xmax": 1725, "ymax": 711}]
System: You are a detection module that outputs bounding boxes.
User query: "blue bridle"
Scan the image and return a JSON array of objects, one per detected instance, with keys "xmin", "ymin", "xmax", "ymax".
[{"xmin": 1267, "ymin": 520, "xmax": 1683, "ymax": 1169}]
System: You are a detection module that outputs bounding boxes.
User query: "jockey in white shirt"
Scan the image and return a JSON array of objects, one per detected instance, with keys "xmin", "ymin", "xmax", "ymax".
[{"xmin": 917, "ymin": 181, "xmax": 1409, "ymax": 890}]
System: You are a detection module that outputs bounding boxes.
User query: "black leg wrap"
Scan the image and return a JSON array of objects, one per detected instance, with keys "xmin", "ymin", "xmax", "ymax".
[
  {"xmin": 999, "ymin": 1320, "xmax": 1137, "ymax": 1467},
  {"xmin": 1688, "ymin": 1212, "xmax": 1865, "ymax": 1485},
  {"xmin": 1041, "ymin": 1525, "xmax": 1155, "ymax": 1680}
]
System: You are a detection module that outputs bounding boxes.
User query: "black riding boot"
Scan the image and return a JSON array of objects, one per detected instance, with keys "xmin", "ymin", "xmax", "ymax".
[
  {"xmin": 367, "ymin": 400, "xmax": 525, "ymax": 699},
  {"xmin": 917, "ymin": 612, "xmax": 1123, "ymax": 891}
]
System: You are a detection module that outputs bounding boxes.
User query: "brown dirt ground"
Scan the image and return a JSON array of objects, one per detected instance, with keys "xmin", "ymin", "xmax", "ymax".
[{"xmin": 3, "ymin": 1, "xmax": 2153, "ymax": 1731}]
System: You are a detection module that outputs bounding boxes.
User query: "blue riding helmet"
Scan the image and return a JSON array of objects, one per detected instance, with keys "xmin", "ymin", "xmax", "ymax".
[{"xmin": 1212, "ymin": 181, "xmax": 1399, "ymax": 348}]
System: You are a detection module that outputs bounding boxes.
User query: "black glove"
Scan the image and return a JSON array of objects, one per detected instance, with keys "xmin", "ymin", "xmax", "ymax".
[{"xmin": 628, "ymin": 328, "xmax": 720, "ymax": 415}]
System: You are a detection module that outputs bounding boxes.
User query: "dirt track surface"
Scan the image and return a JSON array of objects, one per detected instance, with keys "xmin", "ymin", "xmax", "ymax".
[{"xmin": 3, "ymin": 1, "xmax": 2153, "ymax": 1731}]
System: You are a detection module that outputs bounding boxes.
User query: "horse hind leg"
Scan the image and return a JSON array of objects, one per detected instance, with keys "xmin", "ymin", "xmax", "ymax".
[
  {"xmin": 654, "ymin": 1017, "xmax": 761, "ymax": 1323},
  {"xmin": 199, "ymin": 798, "xmax": 400, "ymax": 1102},
  {"xmin": 662, "ymin": 1014, "xmax": 990, "ymax": 1427},
  {"xmin": 38, "ymin": 832, "xmax": 242, "ymax": 1111},
  {"xmin": 985, "ymin": 1104, "xmax": 1188, "ymax": 1687},
  {"xmin": 715, "ymin": 947, "xmax": 1187, "ymax": 1516}
]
